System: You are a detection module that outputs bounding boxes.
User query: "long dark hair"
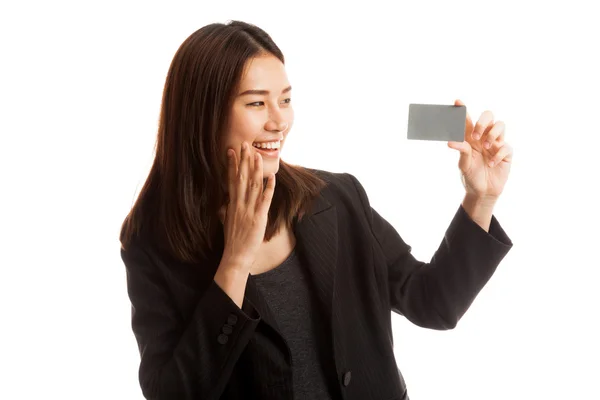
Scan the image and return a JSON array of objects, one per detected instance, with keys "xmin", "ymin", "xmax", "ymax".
[{"xmin": 119, "ymin": 20, "xmax": 325, "ymax": 264}]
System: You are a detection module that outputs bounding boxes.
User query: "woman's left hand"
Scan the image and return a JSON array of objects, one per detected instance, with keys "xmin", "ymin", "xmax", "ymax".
[{"xmin": 447, "ymin": 99, "xmax": 513, "ymax": 200}]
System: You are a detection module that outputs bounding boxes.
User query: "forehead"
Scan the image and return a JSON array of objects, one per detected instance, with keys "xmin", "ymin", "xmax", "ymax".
[{"xmin": 239, "ymin": 55, "xmax": 289, "ymax": 90}]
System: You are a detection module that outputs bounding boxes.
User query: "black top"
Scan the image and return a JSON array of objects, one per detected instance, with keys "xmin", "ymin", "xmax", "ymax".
[{"xmin": 252, "ymin": 248, "xmax": 335, "ymax": 399}]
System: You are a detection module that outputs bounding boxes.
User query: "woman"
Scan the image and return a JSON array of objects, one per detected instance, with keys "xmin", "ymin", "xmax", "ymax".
[{"xmin": 119, "ymin": 20, "xmax": 514, "ymax": 400}]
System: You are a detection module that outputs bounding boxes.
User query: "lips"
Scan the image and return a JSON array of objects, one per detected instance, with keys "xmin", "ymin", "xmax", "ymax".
[
  {"xmin": 252, "ymin": 139, "xmax": 281, "ymax": 150},
  {"xmin": 253, "ymin": 146, "xmax": 279, "ymax": 158}
]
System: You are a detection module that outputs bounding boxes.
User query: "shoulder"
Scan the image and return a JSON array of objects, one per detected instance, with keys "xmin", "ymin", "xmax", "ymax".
[
  {"xmin": 306, "ymin": 167, "xmax": 353, "ymax": 190},
  {"xmin": 304, "ymin": 167, "xmax": 371, "ymax": 211}
]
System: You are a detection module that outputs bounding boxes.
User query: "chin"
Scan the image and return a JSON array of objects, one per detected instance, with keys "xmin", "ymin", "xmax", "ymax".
[{"xmin": 262, "ymin": 159, "xmax": 280, "ymax": 177}]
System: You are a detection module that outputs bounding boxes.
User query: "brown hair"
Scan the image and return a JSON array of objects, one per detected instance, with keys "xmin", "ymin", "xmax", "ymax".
[{"xmin": 119, "ymin": 20, "xmax": 325, "ymax": 263}]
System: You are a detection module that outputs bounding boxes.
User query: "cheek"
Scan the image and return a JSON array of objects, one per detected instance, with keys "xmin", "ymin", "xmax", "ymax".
[
  {"xmin": 284, "ymin": 120, "xmax": 293, "ymax": 139},
  {"xmin": 284, "ymin": 106, "xmax": 294, "ymax": 123},
  {"xmin": 225, "ymin": 114, "xmax": 261, "ymax": 148},
  {"xmin": 285, "ymin": 109, "xmax": 294, "ymax": 134}
]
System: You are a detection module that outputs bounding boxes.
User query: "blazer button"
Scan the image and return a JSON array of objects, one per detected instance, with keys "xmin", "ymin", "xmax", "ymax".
[
  {"xmin": 342, "ymin": 371, "xmax": 352, "ymax": 386},
  {"xmin": 227, "ymin": 314, "xmax": 238, "ymax": 326},
  {"xmin": 222, "ymin": 324, "xmax": 233, "ymax": 335},
  {"xmin": 217, "ymin": 334, "xmax": 229, "ymax": 344}
]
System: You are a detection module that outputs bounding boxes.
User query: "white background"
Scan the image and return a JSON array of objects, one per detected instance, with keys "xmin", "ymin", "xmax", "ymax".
[{"xmin": 2, "ymin": 1, "xmax": 599, "ymax": 399}]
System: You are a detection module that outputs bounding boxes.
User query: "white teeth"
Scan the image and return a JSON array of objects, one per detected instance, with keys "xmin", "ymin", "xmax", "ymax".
[{"xmin": 252, "ymin": 141, "xmax": 280, "ymax": 150}]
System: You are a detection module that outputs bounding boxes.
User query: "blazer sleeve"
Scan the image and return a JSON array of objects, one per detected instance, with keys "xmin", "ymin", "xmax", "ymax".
[
  {"xmin": 346, "ymin": 173, "xmax": 513, "ymax": 330},
  {"xmin": 121, "ymin": 241, "xmax": 261, "ymax": 400}
]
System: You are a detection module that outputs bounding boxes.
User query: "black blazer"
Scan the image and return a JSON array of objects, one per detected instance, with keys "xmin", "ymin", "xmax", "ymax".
[{"xmin": 121, "ymin": 170, "xmax": 513, "ymax": 400}]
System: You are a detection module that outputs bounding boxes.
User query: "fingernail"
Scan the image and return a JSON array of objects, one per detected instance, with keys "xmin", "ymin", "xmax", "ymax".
[
  {"xmin": 473, "ymin": 133, "xmax": 481, "ymax": 140},
  {"xmin": 489, "ymin": 160, "xmax": 495, "ymax": 167},
  {"xmin": 484, "ymin": 141, "xmax": 491, "ymax": 149}
]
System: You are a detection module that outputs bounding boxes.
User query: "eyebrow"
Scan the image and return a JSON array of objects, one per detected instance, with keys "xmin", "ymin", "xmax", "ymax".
[{"xmin": 238, "ymin": 86, "xmax": 292, "ymax": 96}]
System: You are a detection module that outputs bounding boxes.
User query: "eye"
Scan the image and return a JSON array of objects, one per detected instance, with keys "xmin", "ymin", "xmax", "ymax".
[{"xmin": 247, "ymin": 98, "xmax": 291, "ymax": 107}]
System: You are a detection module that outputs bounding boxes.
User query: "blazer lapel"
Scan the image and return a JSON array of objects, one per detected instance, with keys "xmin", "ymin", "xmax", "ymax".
[
  {"xmin": 293, "ymin": 193, "xmax": 338, "ymax": 326},
  {"xmin": 243, "ymin": 192, "xmax": 339, "ymax": 343}
]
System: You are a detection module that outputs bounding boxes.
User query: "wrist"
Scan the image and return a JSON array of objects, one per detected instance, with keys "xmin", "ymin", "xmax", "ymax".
[
  {"xmin": 219, "ymin": 254, "xmax": 254, "ymax": 275},
  {"xmin": 462, "ymin": 194, "xmax": 497, "ymax": 232},
  {"xmin": 214, "ymin": 262, "xmax": 249, "ymax": 288},
  {"xmin": 463, "ymin": 193, "xmax": 498, "ymax": 208}
]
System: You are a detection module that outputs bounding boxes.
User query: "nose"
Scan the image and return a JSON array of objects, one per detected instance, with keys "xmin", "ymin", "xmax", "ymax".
[
  {"xmin": 265, "ymin": 120, "xmax": 288, "ymax": 134},
  {"xmin": 265, "ymin": 109, "xmax": 288, "ymax": 133},
  {"xmin": 277, "ymin": 121, "xmax": 288, "ymax": 132}
]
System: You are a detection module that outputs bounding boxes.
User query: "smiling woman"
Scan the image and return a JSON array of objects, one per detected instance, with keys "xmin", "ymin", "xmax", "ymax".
[
  {"xmin": 120, "ymin": 21, "xmax": 325, "ymax": 263},
  {"xmin": 118, "ymin": 19, "xmax": 513, "ymax": 400}
]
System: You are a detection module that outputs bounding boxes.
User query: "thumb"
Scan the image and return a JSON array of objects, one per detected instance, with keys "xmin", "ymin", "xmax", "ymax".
[{"xmin": 447, "ymin": 140, "xmax": 472, "ymax": 172}]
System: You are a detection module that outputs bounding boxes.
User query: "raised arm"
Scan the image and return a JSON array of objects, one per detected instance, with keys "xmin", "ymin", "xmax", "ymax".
[{"xmin": 346, "ymin": 172, "xmax": 513, "ymax": 330}]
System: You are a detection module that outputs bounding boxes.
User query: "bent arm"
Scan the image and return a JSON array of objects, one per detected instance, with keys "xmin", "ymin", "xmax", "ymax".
[
  {"xmin": 347, "ymin": 173, "xmax": 513, "ymax": 330},
  {"xmin": 122, "ymin": 242, "xmax": 260, "ymax": 399}
]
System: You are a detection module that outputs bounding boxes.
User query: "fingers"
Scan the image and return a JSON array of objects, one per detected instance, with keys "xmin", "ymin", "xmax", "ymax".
[
  {"xmin": 226, "ymin": 141, "xmax": 274, "ymax": 219},
  {"xmin": 246, "ymin": 152, "xmax": 263, "ymax": 207},
  {"xmin": 488, "ymin": 143, "xmax": 513, "ymax": 167},
  {"xmin": 257, "ymin": 172, "xmax": 276, "ymax": 216},
  {"xmin": 227, "ymin": 148, "xmax": 239, "ymax": 203},
  {"xmin": 481, "ymin": 121, "xmax": 505, "ymax": 150},
  {"xmin": 236, "ymin": 142, "xmax": 251, "ymax": 206},
  {"xmin": 472, "ymin": 110, "xmax": 494, "ymax": 141},
  {"xmin": 450, "ymin": 100, "xmax": 512, "ymax": 168}
]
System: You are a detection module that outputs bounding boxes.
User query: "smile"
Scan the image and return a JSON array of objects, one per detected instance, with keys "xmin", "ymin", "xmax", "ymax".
[
  {"xmin": 252, "ymin": 140, "xmax": 281, "ymax": 150},
  {"xmin": 252, "ymin": 140, "xmax": 281, "ymax": 158}
]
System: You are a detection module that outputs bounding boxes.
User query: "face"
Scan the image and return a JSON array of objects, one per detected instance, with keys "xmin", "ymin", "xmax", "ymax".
[{"xmin": 222, "ymin": 54, "xmax": 293, "ymax": 178}]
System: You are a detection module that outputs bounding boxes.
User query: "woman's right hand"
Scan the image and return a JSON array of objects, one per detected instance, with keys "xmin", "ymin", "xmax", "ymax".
[{"xmin": 219, "ymin": 141, "xmax": 276, "ymax": 273}]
